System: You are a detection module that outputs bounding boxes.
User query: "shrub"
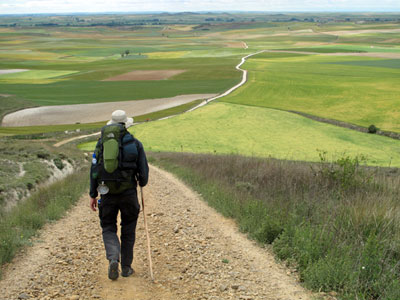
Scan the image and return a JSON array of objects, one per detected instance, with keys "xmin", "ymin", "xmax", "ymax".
[
  {"xmin": 36, "ymin": 151, "xmax": 50, "ymax": 160},
  {"xmin": 53, "ymin": 158, "xmax": 64, "ymax": 170},
  {"xmin": 368, "ymin": 124, "xmax": 378, "ymax": 134},
  {"xmin": 315, "ymin": 151, "xmax": 372, "ymax": 190}
]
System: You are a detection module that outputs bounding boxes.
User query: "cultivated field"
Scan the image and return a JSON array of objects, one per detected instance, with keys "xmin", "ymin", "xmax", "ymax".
[
  {"xmin": 222, "ymin": 51, "xmax": 400, "ymax": 132},
  {"xmin": 81, "ymin": 102, "xmax": 400, "ymax": 167},
  {"xmin": 2, "ymin": 13, "xmax": 400, "ymax": 300},
  {"xmin": 75, "ymin": 21, "xmax": 400, "ymax": 167},
  {"xmin": 2, "ymin": 94, "xmax": 216, "ymax": 126},
  {"xmin": 0, "ymin": 25, "xmax": 243, "ymax": 108}
]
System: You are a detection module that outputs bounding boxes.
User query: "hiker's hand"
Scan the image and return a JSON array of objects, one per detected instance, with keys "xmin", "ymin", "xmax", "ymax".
[{"xmin": 90, "ymin": 197, "xmax": 97, "ymax": 212}]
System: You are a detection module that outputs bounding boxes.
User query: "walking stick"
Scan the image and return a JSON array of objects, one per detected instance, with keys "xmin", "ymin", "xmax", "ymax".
[{"xmin": 140, "ymin": 186, "xmax": 154, "ymax": 281}]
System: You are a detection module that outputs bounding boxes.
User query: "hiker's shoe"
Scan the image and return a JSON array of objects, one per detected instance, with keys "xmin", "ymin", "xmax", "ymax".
[
  {"xmin": 108, "ymin": 260, "xmax": 119, "ymax": 280},
  {"xmin": 121, "ymin": 266, "xmax": 135, "ymax": 277}
]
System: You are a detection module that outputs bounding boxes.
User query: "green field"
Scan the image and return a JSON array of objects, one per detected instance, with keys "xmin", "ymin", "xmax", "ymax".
[
  {"xmin": 3, "ymin": 16, "xmax": 400, "ymax": 164},
  {"xmin": 0, "ymin": 26, "xmax": 246, "ymax": 106},
  {"xmin": 222, "ymin": 52, "xmax": 400, "ymax": 132},
  {"xmin": 3, "ymin": 14, "xmax": 400, "ymax": 300},
  {"xmin": 80, "ymin": 102, "xmax": 400, "ymax": 167}
]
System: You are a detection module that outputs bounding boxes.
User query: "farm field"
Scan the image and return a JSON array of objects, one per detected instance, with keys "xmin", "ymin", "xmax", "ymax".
[
  {"xmin": 1, "ymin": 15, "xmax": 399, "ymax": 131},
  {"xmin": 79, "ymin": 102, "xmax": 400, "ymax": 167},
  {"xmin": 222, "ymin": 51, "xmax": 400, "ymax": 132},
  {"xmin": 0, "ymin": 99, "xmax": 204, "ymax": 136},
  {"xmin": 2, "ymin": 13, "xmax": 400, "ymax": 300},
  {"xmin": 0, "ymin": 25, "xmax": 246, "ymax": 108},
  {"xmin": 1, "ymin": 14, "xmax": 395, "ymax": 168}
]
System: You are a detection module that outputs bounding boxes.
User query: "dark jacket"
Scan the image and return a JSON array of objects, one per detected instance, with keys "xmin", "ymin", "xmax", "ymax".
[{"xmin": 89, "ymin": 135, "xmax": 149, "ymax": 198}]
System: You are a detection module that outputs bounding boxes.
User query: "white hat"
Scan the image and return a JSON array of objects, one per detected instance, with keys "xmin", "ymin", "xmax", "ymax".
[{"xmin": 107, "ymin": 110, "xmax": 134, "ymax": 128}]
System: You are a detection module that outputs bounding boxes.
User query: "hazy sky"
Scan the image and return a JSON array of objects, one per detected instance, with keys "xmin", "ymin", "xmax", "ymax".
[{"xmin": 1, "ymin": 0, "xmax": 400, "ymax": 14}]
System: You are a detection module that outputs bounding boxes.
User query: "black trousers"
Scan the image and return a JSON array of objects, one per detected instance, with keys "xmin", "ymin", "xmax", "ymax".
[{"xmin": 98, "ymin": 190, "xmax": 140, "ymax": 267}]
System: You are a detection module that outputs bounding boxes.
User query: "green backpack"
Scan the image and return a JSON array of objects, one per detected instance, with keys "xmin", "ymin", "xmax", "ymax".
[{"xmin": 92, "ymin": 123, "xmax": 139, "ymax": 194}]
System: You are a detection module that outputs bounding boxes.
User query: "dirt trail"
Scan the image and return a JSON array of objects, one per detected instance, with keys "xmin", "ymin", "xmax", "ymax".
[{"xmin": 0, "ymin": 166, "xmax": 315, "ymax": 300}]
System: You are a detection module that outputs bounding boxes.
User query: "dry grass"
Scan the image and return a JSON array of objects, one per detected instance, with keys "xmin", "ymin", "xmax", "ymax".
[{"xmin": 150, "ymin": 152, "xmax": 400, "ymax": 300}]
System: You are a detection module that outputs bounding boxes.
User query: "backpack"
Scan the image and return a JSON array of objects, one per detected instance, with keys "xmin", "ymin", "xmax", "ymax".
[{"xmin": 91, "ymin": 123, "xmax": 139, "ymax": 194}]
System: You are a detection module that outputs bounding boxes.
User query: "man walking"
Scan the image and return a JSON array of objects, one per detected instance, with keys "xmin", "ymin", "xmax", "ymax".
[{"xmin": 89, "ymin": 110, "xmax": 149, "ymax": 280}]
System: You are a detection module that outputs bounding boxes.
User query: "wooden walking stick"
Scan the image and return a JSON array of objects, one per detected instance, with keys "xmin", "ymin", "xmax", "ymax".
[{"xmin": 140, "ymin": 186, "xmax": 154, "ymax": 281}]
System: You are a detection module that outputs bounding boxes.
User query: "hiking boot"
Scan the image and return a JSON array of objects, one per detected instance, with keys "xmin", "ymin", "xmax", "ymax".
[
  {"xmin": 121, "ymin": 266, "xmax": 135, "ymax": 277},
  {"xmin": 108, "ymin": 260, "xmax": 119, "ymax": 280}
]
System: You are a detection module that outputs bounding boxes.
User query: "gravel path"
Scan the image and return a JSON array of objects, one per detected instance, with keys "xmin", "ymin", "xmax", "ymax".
[{"xmin": 0, "ymin": 166, "xmax": 315, "ymax": 300}]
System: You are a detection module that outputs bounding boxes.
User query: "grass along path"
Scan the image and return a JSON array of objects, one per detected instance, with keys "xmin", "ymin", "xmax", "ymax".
[
  {"xmin": 79, "ymin": 102, "xmax": 400, "ymax": 167},
  {"xmin": 150, "ymin": 152, "xmax": 400, "ymax": 300}
]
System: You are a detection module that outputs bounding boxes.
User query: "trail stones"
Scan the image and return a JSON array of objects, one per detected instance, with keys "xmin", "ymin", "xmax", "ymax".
[
  {"xmin": 219, "ymin": 284, "xmax": 228, "ymax": 292},
  {"xmin": 231, "ymin": 284, "xmax": 240, "ymax": 290},
  {"xmin": 18, "ymin": 293, "xmax": 30, "ymax": 299}
]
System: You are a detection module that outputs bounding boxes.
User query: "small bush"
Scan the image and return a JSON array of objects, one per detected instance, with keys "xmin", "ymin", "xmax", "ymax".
[
  {"xmin": 315, "ymin": 151, "xmax": 372, "ymax": 190},
  {"xmin": 53, "ymin": 158, "xmax": 64, "ymax": 170},
  {"xmin": 368, "ymin": 124, "xmax": 378, "ymax": 134},
  {"xmin": 36, "ymin": 151, "xmax": 50, "ymax": 160},
  {"xmin": 58, "ymin": 153, "xmax": 68, "ymax": 160},
  {"xmin": 26, "ymin": 182, "xmax": 34, "ymax": 190}
]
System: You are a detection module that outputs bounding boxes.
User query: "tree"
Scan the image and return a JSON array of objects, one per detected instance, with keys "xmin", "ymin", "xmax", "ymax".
[
  {"xmin": 125, "ymin": 50, "xmax": 130, "ymax": 56},
  {"xmin": 121, "ymin": 53, "xmax": 125, "ymax": 58}
]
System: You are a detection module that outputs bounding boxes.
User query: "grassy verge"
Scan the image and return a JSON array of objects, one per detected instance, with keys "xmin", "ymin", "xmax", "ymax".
[
  {"xmin": 149, "ymin": 152, "xmax": 400, "ymax": 300},
  {"xmin": 0, "ymin": 167, "xmax": 89, "ymax": 276}
]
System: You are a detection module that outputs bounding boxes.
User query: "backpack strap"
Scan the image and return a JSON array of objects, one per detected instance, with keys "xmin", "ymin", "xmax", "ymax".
[{"xmin": 118, "ymin": 124, "xmax": 128, "ymax": 170}]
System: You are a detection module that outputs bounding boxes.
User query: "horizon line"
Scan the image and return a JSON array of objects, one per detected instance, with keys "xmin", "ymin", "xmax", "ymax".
[{"xmin": 1, "ymin": 10, "xmax": 400, "ymax": 16}]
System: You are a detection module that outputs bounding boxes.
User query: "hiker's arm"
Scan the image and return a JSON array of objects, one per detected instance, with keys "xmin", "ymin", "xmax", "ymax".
[
  {"xmin": 89, "ymin": 171, "xmax": 98, "ymax": 198},
  {"xmin": 136, "ymin": 140, "xmax": 149, "ymax": 187},
  {"xmin": 90, "ymin": 197, "xmax": 97, "ymax": 211},
  {"xmin": 89, "ymin": 166, "xmax": 98, "ymax": 211}
]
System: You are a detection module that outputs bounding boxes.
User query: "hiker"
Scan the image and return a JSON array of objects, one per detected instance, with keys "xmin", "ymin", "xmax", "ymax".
[{"xmin": 89, "ymin": 110, "xmax": 149, "ymax": 280}]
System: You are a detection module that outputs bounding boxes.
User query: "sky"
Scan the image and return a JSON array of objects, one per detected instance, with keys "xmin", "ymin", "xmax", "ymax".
[{"xmin": 0, "ymin": 0, "xmax": 400, "ymax": 15}]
